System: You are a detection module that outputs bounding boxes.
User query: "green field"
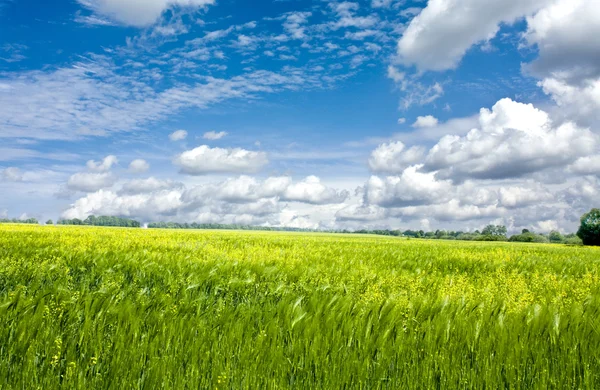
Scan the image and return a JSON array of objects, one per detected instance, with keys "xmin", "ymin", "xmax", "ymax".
[{"xmin": 1, "ymin": 224, "xmax": 600, "ymax": 388}]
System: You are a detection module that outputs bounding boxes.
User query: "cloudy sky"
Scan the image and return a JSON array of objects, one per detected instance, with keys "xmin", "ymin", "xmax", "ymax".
[{"xmin": 1, "ymin": 0, "xmax": 598, "ymax": 232}]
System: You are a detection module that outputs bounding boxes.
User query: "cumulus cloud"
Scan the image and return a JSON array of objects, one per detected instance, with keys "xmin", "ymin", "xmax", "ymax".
[
  {"xmin": 169, "ymin": 130, "xmax": 188, "ymax": 141},
  {"xmin": 67, "ymin": 172, "xmax": 117, "ymax": 193},
  {"xmin": 174, "ymin": 145, "xmax": 268, "ymax": 175},
  {"xmin": 523, "ymin": 0, "xmax": 600, "ymax": 126},
  {"xmin": 282, "ymin": 176, "xmax": 350, "ymax": 205},
  {"xmin": 128, "ymin": 159, "xmax": 150, "ymax": 173},
  {"xmin": 67, "ymin": 155, "xmax": 119, "ymax": 192},
  {"xmin": 181, "ymin": 176, "xmax": 291, "ymax": 204},
  {"xmin": 568, "ymin": 156, "xmax": 600, "ymax": 176},
  {"xmin": 539, "ymin": 77, "xmax": 600, "ymax": 127},
  {"xmin": 121, "ymin": 177, "xmax": 182, "ymax": 194},
  {"xmin": 396, "ymin": 0, "xmax": 551, "ymax": 71},
  {"xmin": 335, "ymin": 204, "xmax": 386, "ymax": 222},
  {"xmin": 86, "ymin": 155, "xmax": 118, "ymax": 172},
  {"xmin": 77, "ymin": 0, "xmax": 215, "ymax": 27},
  {"xmin": 412, "ymin": 115, "xmax": 438, "ymax": 128},
  {"xmin": 368, "ymin": 141, "xmax": 425, "ymax": 174},
  {"xmin": 1, "ymin": 167, "xmax": 23, "ymax": 182},
  {"xmin": 524, "ymin": 0, "xmax": 600, "ymax": 83},
  {"xmin": 353, "ymin": 96, "xmax": 600, "ymax": 230},
  {"xmin": 62, "ymin": 189, "xmax": 184, "ymax": 220},
  {"xmin": 498, "ymin": 185, "xmax": 554, "ymax": 209},
  {"xmin": 389, "ymin": 199, "xmax": 502, "ymax": 223},
  {"xmin": 364, "ymin": 166, "xmax": 453, "ymax": 208},
  {"xmin": 202, "ymin": 131, "xmax": 228, "ymax": 140},
  {"xmin": 62, "ymin": 175, "xmax": 350, "ymax": 224},
  {"xmin": 423, "ymin": 98, "xmax": 597, "ymax": 181}
]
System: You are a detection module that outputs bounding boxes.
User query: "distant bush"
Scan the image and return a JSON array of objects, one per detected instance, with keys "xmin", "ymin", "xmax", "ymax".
[
  {"xmin": 59, "ymin": 215, "xmax": 140, "ymax": 228},
  {"xmin": 509, "ymin": 232, "xmax": 549, "ymax": 243},
  {"xmin": 0, "ymin": 218, "xmax": 39, "ymax": 225},
  {"xmin": 564, "ymin": 236, "xmax": 584, "ymax": 246},
  {"xmin": 548, "ymin": 231, "xmax": 564, "ymax": 243}
]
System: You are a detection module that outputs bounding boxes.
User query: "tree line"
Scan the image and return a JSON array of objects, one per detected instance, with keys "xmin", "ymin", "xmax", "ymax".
[
  {"xmin": 0, "ymin": 218, "xmax": 39, "ymax": 224},
  {"xmin": 58, "ymin": 215, "xmax": 140, "ymax": 228},
  {"xmin": 147, "ymin": 222, "xmax": 320, "ymax": 232},
  {"xmin": 2, "ymin": 208, "xmax": 599, "ymax": 246}
]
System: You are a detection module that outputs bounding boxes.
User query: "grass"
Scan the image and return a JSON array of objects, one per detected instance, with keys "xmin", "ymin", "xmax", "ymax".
[{"xmin": 1, "ymin": 224, "xmax": 600, "ymax": 388}]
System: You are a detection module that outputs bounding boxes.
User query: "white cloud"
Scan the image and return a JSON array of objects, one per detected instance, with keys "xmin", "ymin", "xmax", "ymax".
[
  {"xmin": 390, "ymin": 199, "xmax": 503, "ymax": 223},
  {"xmin": 370, "ymin": 0, "xmax": 396, "ymax": 9},
  {"xmin": 335, "ymin": 204, "xmax": 386, "ymax": 222},
  {"xmin": 387, "ymin": 65, "xmax": 405, "ymax": 84},
  {"xmin": 62, "ymin": 175, "xmax": 350, "ymax": 225},
  {"xmin": 387, "ymin": 66, "xmax": 444, "ymax": 108},
  {"xmin": 202, "ymin": 130, "xmax": 228, "ymax": 140},
  {"xmin": 498, "ymin": 185, "xmax": 554, "ymax": 209},
  {"xmin": 282, "ymin": 176, "xmax": 350, "ymax": 205},
  {"xmin": 568, "ymin": 156, "xmax": 600, "ymax": 176},
  {"xmin": 396, "ymin": 0, "xmax": 551, "ymax": 71},
  {"xmin": 67, "ymin": 172, "xmax": 117, "ymax": 192},
  {"xmin": 412, "ymin": 115, "xmax": 438, "ymax": 128},
  {"xmin": 423, "ymin": 98, "xmax": 597, "ymax": 181},
  {"xmin": 121, "ymin": 177, "xmax": 181, "ymax": 194},
  {"xmin": 539, "ymin": 77, "xmax": 600, "ymax": 127},
  {"xmin": 77, "ymin": 0, "xmax": 215, "ymax": 27},
  {"xmin": 282, "ymin": 11, "xmax": 312, "ymax": 39},
  {"xmin": 169, "ymin": 130, "xmax": 188, "ymax": 141},
  {"xmin": 524, "ymin": 0, "xmax": 600, "ymax": 83},
  {"xmin": 174, "ymin": 145, "xmax": 268, "ymax": 175},
  {"xmin": 364, "ymin": 166, "xmax": 453, "ymax": 208},
  {"xmin": 1, "ymin": 167, "xmax": 23, "ymax": 182},
  {"xmin": 368, "ymin": 141, "xmax": 425, "ymax": 174},
  {"xmin": 182, "ymin": 175, "xmax": 291, "ymax": 204},
  {"xmin": 330, "ymin": 2, "xmax": 379, "ymax": 30},
  {"xmin": 0, "ymin": 167, "xmax": 61, "ymax": 183},
  {"xmin": 129, "ymin": 159, "xmax": 150, "ymax": 173},
  {"xmin": 534, "ymin": 219, "xmax": 560, "ymax": 234},
  {"xmin": 0, "ymin": 60, "xmax": 318, "ymax": 141},
  {"xmin": 397, "ymin": 117, "xmax": 406, "ymax": 124},
  {"xmin": 62, "ymin": 189, "xmax": 184, "ymax": 220},
  {"xmin": 523, "ymin": 0, "xmax": 600, "ymax": 126},
  {"xmin": 86, "ymin": 155, "xmax": 118, "ymax": 172}
]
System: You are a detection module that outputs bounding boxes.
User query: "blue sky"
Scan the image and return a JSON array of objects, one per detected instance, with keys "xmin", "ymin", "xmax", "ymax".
[{"xmin": 1, "ymin": 0, "xmax": 599, "ymax": 232}]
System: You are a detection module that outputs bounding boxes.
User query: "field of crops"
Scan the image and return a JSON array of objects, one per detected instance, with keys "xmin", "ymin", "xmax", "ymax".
[{"xmin": 1, "ymin": 224, "xmax": 600, "ymax": 388}]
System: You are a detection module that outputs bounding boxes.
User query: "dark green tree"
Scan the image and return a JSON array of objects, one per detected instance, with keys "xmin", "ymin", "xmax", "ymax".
[{"xmin": 577, "ymin": 209, "xmax": 600, "ymax": 246}]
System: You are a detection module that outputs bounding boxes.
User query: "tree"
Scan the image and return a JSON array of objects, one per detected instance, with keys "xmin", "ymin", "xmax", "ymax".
[
  {"xmin": 46, "ymin": 219, "xmax": 53, "ymax": 226},
  {"xmin": 482, "ymin": 225, "xmax": 507, "ymax": 238},
  {"xmin": 548, "ymin": 230, "xmax": 564, "ymax": 243},
  {"xmin": 577, "ymin": 209, "xmax": 600, "ymax": 246},
  {"xmin": 522, "ymin": 229, "xmax": 530, "ymax": 234},
  {"xmin": 509, "ymin": 232, "xmax": 549, "ymax": 243}
]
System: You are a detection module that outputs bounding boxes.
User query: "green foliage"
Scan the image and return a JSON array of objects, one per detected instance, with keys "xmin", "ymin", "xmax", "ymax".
[
  {"xmin": 59, "ymin": 215, "xmax": 140, "ymax": 228},
  {"xmin": 564, "ymin": 236, "xmax": 584, "ymax": 245},
  {"xmin": 148, "ymin": 221, "xmax": 319, "ymax": 232},
  {"xmin": 0, "ymin": 217, "xmax": 38, "ymax": 224},
  {"xmin": 509, "ymin": 232, "xmax": 550, "ymax": 243},
  {"xmin": 577, "ymin": 208, "xmax": 600, "ymax": 246},
  {"xmin": 548, "ymin": 230, "xmax": 564, "ymax": 243},
  {"xmin": 45, "ymin": 219, "xmax": 53, "ymax": 226},
  {"xmin": 482, "ymin": 224, "xmax": 508, "ymax": 239},
  {"xmin": 1, "ymin": 225, "xmax": 600, "ymax": 387}
]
